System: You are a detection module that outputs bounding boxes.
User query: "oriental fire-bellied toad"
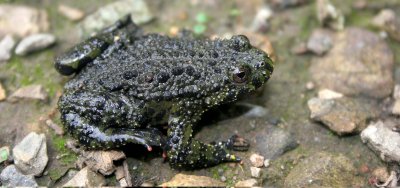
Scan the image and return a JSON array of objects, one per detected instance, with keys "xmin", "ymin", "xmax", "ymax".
[{"xmin": 55, "ymin": 15, "xmax": 273, "ymax": 169}]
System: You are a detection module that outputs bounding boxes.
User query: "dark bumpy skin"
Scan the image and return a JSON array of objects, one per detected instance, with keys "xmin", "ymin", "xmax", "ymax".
[{"xmin": 55, "ymin": 15, "xmax": 273, "ymax": 169}]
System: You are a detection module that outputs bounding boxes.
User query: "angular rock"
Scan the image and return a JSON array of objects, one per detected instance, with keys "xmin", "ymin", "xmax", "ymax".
[
  {"xmin": 58, "ymin": 4, "xmax": 85, "ymax": 21},
  {"xmin": 316, "ymin": 0, "xmax": 344, "ymax": 30},
  {"xmin": 307, "ymin": 29, "xmax": 333, "ymax": 55},
  {"xmin": 79, "ymin": 150, "xmax": 125, "ymax": 175},
  {"xmin": 264, "ymin": 159, "xmax": 271, "ymax": 167},
  {"xmin": 361, "ymin": 121, "xmax": 400, "ymax": 163},
  {"xmin": 15, "ymin": 33, "xmax": 56, "ymax": 56},
  {"xmin": 318, "ymin": 89, "xmax": 343, "ymax": 99},
  {"xmin": 160, "ymin": 174, "xmax": 225, "ymax": 187},
  {"xmin": 308, "ymin": 97, "xmax": 378, "ymax": 135},
  {"xmin": 310, "ymin": 28, "xmax": 394, "ymax": 99},
  {"xmin": 254, "ymin": 123, "xmax": 298, "ymax": 159},
  {"xmin": 372, "ymin": 167, "xmax": 390, "ymax": 183},
  {"xmin": 0, "ymin": 146, "xmax": 10, "ymax": 163},
  {"xmin": 0, "ymin": 82, "xmax": 5, "ymax": 101},
  {"xmin": 371, "ymin": 9, "xmax": 400, "ymax": 42},
  {"xmin": 235, "ymin": 178, "xmax": 258, "ymax": 187},
  {"xmin": 9, "ymin": 85, "xmax": 48, "ymax": 101},
  {"xmin": 0, "ymin": 165, "xmax": 38, "ymax": 187},
  {"xmin": 250, "ymin": 153, "xmax": 265, "ymax": 167},
  {"xmin": 0, "ymin": 35, "xmax": 16, "ymax": 62},
  {"xmin": 250, "ymin": 167, "xmax": 261, "ymax": 178},
  {"xmin": 284, "ymin": 152, "xmax": 363, "ymax": 187},
  {"xmin": 0, "ymin": 5, "xmax": 49, "ymax": 38},
  {"xmin": 63, "ymin": 167, "xmax": 106, "ymax": 187},
  {"xmin": 12, "ymin": 132, "xmax": 48, "ymax": 176},
  {"xmin": 45, "ymin": 119, "xmax": 64, "ymax": 136},
  {"xmin": 78, "ymin": 0, "xmax": 153, "ymax": 38}
]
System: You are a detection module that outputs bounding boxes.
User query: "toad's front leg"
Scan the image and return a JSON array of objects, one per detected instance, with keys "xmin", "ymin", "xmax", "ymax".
[{"xmin": 166, "ymin": 110, "xmax": 245, "ymax": 169}]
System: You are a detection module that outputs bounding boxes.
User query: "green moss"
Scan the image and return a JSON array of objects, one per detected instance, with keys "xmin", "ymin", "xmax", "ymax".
[
  {"xmin": 51, "ymin": 133, "xmax": 78, "ymax": 164},
  {"xmin": 346, "ymin": 11, "xmax": 375, "ymax": 28}
]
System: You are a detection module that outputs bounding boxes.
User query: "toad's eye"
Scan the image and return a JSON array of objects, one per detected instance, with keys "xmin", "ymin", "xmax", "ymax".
[{"xmin": 232, "ymin": 66, "xmax": 250, "ymax": 84}]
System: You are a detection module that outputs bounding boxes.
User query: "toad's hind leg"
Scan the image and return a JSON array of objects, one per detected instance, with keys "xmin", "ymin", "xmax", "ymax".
[
  {"xmin": 166, "ymin": 109, "xmax": 244, "ymax": 169},
  {"xmin": 61, "ymin": 112, "xmax": 165, "ymax": 150}
]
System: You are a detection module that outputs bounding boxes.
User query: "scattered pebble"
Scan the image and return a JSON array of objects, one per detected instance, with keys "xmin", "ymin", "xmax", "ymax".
[
  {"xmin": 62, "ymin": 167, "xmax": 106, "ymax": 187},
  {"xmin": 372, "ymin": 167, "xmax": 389, "ymax": 183},
  {"xmin": 15, "ymin": 33, "xmax": 56, "ymax": 56},
  {"xmin": 270, "ymin": 0, "xmax": 308, "ymax": 9},
  {"xmin": 235, "ymin": 178, "xmax": 258, "ymax": 187},
  {"xmin": 307, "ymin": 29, "xmax": 333, "ymax": 55},
  {"xmin": 306, "ymin": 81, "xmax": 315, "ymax": 90},
  {"xmin": 0, "ymin": 35, "xmax": 16, "ymax": 62},
  {"xmin": 141, "ymin": 182, "xmax": 155, "ymax": 187},
  {"xmin": 393, "ymin": 85, "xmax": 400, "ymax": 99},
  {"xmin": 12, "ymin": 132, "xmax": 48, "ymax": 176},
  {"xmin": 291, "ymin": 42, "xmax": 309, "ymax": 55},
  {"xmin": 318, "ymin": 89, "xmax": 343, "ymax": 99},
  {"xmin": 359, "ymin": 164, "xmax": 369, "ymax": 173},
  {"xmin": 264, "ymin": 159, "xmax": 271, "ymax": 168},
  {"xmin": 0, "ymin": 146, "xmax": 10, "ymax": 163},
  {"xmin": 308, "ymin": 97, "xmax": 378, "ymax": 135},
  {"xmin": 58, "ymin": 4, "xmax": 85, "ymax": 21},
  {"xmin": 0, "ymin": 5, "xmax": 49, "ymax": 38},
  {"xmin": 250, "ymin": 167, "xmax": 261, "ymax": 178},
  {"xmin": 392, "ymin": 100, "xmax": 400, "ymax": 115},
  {"xmin": 9, "ymin": 85, "xmax": 48, "ymax": 101},
  {"xmin": 310, "ymin": 28, "xmax": 394, "ymax": 99},
  {"xmin": 78, "ymin": 0, "xmax": 153, "ymax": 38},
  {"xmin": 352, "ymin": 0, "xmax": 367, "ymax": 10},
  {"xmin": 316, "ymin": 0, "xmax": 344, "ymax": 30},
  {"xmin": 371, "ymin": 9, "xmax": 400, "ymax": 42},
  {"xmin": 0, "ymin": 165, "xmax": 38, "ymax": 187},
  {"xmin": 45, "ymin": 119, "xmax": 64, "ymax": 135},
  {"xmin": 220, "ymin": 176, "xmax": 226, "ymax": 182},
  {"xmin": 0, "ymin": 82, "xmax": 6, "ymax": 101},
  {"xmin": 169, "ymin": 26, "xmax": 179, "ymax": 36},
  {"xmin": 160, "ymin": 173, "xmax": 225, "ymax": 187},
  {"xmin": 251, "ymin": 6, "xmax": 273, "ymax": 32},
  {"xmin": 361, "ymin": 121, "xmax": 400, "ymax": 163},
  {"xmin": 250, "ymin": 153, "xmax": 265, "ymax": 167}
]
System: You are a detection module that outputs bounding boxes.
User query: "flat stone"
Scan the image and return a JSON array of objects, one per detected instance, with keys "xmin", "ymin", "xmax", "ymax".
[
  {"xmin": 78, "ymin": 0, "xmax": 153, "ymax": 38},
  {"xmin": 63, "ymin": 167, "xmax": 106, "ymax": 187},
  {"xmin": 235, "ymin": 178, "xmax": 258, "ymax": 187},
  {"xmin": 0, "ymin": 165, "xmax": 38, "ymax": 187},
  {"xmin": 0, "ymin": 5, "xmax": 49, "ymax": 38},
  {"xmin": 254, "ymin": 123, "xmax": 298, "ymax": 159},
  {"xmin": 310, "ymin": 27, "xmax": 394, "ymax": 99},
  {"xmin": 9, "ymin": 85, "xmax": 48, "ymax": 101},
  {"xmin": 160, "ymin": 174, "xmax": 225, "ymax": 187},
  {"xmin": 361, "ymin": 121, "xmax": 400, "ymax": 163},
  {"xmin": 371, "ymin": 9, "xmax": 400, "ymax": 42},
  {"xmin": 307, "ymin": 29, "xmax": 334, "ymax": 55},
  {"xmin": 58, "ymin": 4, "xmax": 85, "ymax": 21},
  {"xmin": 250, "ymin": 153, "xmax": 265, "ymax": 167},
  {"xmin": 12, "ymin": 132, "xmax": 48, "ymax": 176},
  {"xmin": 0, "ymin": 35, "xmax": 16, "ymax": 62},
  {"xmin": 308, "ymin": 97, "xmax": 378, "ymax": 135},
  {"xmin": 284, "ymin": 152, "xmax": 363, "ymax": 187},
  {"xmin": 318, "ymin": 89, "xmax": 343, "ymax": 99},
  {"xmin": 250, "ymin": 167, "xmax": 261, "ymax": 178},
  {"xmin": 15, "ymin": 33, "xmax": 56, "ymax": 56},
  {"xmin": 0, "ymin": 82, "xmax": 6, "ymax": 101},
  {"xmin": 316, "ymin": 0, "xmax": 344, "ymax": 30}
]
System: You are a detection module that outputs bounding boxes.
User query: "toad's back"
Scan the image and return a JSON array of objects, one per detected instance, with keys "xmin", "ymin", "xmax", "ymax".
[{"xmin": 66, "ymin": 33, "xmax": 267, "ymax": 101}]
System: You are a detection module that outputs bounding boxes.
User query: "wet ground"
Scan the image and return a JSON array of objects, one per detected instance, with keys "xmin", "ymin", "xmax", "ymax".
[{"xmin": 1, "ymin": 0, "xmax": 400, "ymax": 187}]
